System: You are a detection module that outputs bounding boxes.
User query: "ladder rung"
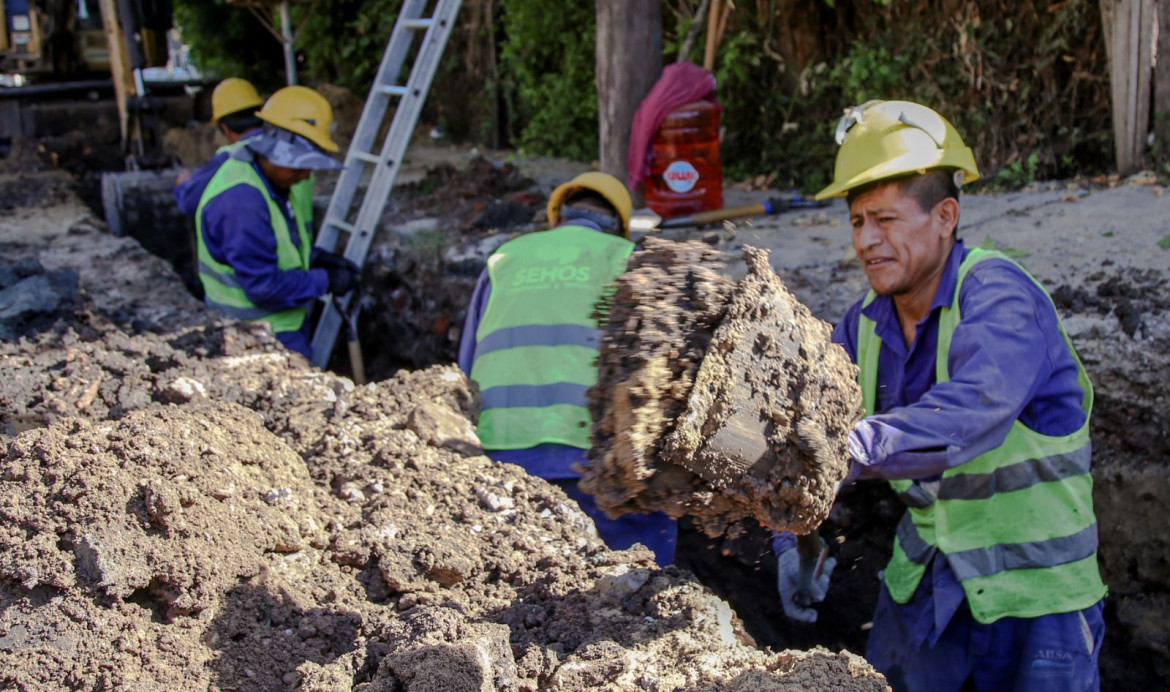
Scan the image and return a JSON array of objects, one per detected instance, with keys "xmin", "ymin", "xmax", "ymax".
[
  {"xmin": 377, "ymin": 85, "xmax": 409, "ymax": 97},
  {"xmin": 402, "ymin": 19, "xmax": 434, "ymax": 30},
  {"xmin": 349, "ymin": 151, "xmax": 380, "ymax": 165},
  {"xmin": 324, "ymin": 218, "xmax": 357, "ymax": 235}
]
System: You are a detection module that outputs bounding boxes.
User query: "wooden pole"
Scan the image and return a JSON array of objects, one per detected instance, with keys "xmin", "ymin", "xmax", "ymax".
[
  {"xmin": 1156, "ymin": 0, "xmax": 1170, "ymax": 122},
  {"xmin": 1102, "ymin": 0, "xmax": 1155, "ymax": 173},
  {"xmin": 703, "ymin": 0, "xmax": 722, "ymax": 71},
  {"xmin": 98, "ymin": 0, "xmax": 135, "ymax": 145},
  {"xmin": 0, "ymin": 0, "xmax": 9, "ymax": 52}
]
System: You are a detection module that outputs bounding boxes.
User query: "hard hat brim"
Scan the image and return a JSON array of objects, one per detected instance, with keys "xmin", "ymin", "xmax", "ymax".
[{"xmin": 246, "ymin": 131, "xmax": 344, "ymax": 171}]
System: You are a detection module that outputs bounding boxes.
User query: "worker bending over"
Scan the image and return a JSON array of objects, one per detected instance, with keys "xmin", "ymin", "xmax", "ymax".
[
  {"xmin": 458, "ymin": 173, "xmax": 677, "ymax": 565},
  {"xmin": 193, "ymin": 85, "xmax": 357, "ymax": 359},
  {"xmin": 176, "ymin": 78, "xmax": 313, "ymax": 228},
  {"xmin": 776, "ymin": 100, "xmax": 1106, "ymax": 691}
]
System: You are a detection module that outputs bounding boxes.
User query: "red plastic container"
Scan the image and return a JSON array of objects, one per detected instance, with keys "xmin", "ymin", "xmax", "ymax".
[{"xmin": 645, "ymin": 100, "xmax": 724, "ymax": 218}]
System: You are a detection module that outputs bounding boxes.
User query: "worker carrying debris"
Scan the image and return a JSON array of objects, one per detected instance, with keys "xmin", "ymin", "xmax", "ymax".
[
  {"xmin": 582, "ymin": 99, "xmax": 1107, "ymax": 691},
  {"xmin": 182, "ymin": 85, "xmax": 358, "ymax": 360},
  {"xmin": 792, "ymin": 99, "xmax": 1108, "ymax": 690},
  {"xmin": 458, "ymin": 172, "xmax": 678, "ymax": 565}
]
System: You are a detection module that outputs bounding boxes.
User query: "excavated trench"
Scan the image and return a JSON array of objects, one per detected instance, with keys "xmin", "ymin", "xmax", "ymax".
[
  {"xmin": 7, "ymin": 121, "xmax": 1170, "ymax": 688},
  {"xmin": 0, "ymin": 184, "xmax": 892, "ymax": 689}
]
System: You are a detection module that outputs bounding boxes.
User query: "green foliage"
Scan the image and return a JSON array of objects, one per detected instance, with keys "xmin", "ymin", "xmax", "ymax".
[
  {"xmin": 696, "ymin": 0, "xmax": 1111, "ymax": 193},
  {"xmin": 293, "ymin": 0, "xmax": 398, "ymax": 93},
  {"xmin": 174, "ymin": 0, "xmax": 1114, "ymax": 189},
  {"xmin": 498, "ymin": 0, "xmax": 597, "ymax": 160},
  {"xmin": 173, "ymin": 0, "xmax": 285, "ymax": 90},
  {"xmin": 830, "ymin": 42, "xmax": 912, "ymax": 104},
  {"xmin": 994, "ymin": 152, "xmax": 1040, "ymax": 188},
  {"xmin": 1159, "ymin": 235, "xmax": 1170, "ymax": 250}
]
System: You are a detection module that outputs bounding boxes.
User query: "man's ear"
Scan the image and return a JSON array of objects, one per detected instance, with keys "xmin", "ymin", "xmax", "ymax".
[{"xmin": 934, "ymin": 197, "xmax": 960, "ymax": 238}]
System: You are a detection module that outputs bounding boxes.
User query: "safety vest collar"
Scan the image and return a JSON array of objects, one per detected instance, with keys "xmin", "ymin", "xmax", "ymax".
[{"xmin": 859, "ymin": 240, "xmax": 968, "ymax": 356}]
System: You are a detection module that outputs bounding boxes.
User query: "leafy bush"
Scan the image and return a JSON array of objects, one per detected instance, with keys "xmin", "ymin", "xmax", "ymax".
[
  {"xmin": 175, "ymin": 0, "xmax": 1114, "ymax": 189},
  {"xmin": 498, "ymin": 0, "xmax": 597, "ymax": 160},
  {"xmin": 293, "ymin": 0, "xmax": 398, "ymax": 93},
  {"xmin": 173, "ymin": 0, "xmax": 286, "ymax": 91}
]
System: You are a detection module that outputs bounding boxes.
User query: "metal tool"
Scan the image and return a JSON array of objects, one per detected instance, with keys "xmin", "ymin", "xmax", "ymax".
[{"xmin": 628, "ymin": 196, "xmax": 826, "ymax": 233}]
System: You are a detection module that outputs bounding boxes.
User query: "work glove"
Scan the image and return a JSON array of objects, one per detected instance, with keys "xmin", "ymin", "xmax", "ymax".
[
  {"xmin": 312, "ymin": 250, "xmax": 360, "ymax": 274},
  {"xmin": 776, "ymin": 543, "xmax": 837, "ymax": 624},
  {"xmin": 324, "ymin": 264, "xmax": 359, "ymax": 297}
]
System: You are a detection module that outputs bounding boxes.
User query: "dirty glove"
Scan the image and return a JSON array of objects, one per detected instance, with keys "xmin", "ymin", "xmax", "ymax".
[
  {"xmin": 776, "ymin": 544, "xmax": 837, "ymax": 624},
  {"xmin": 312, "ymin": 250, "xmax": 359, "ymax": 274},
  {"xmin": 324, "ymin": 264, "xmax": 358, "ymax": 296}
]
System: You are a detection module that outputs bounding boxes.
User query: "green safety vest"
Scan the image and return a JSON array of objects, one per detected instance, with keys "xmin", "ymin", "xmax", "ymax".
[
  {"xmin": 470, "ymin": 225, "xmax": 634, "ymax": 450},
  {"xmin": 217, "ymin": 139, "xmax": 315, "ymax": 228},
  {"xmin": 195, "ymin": 156, "xmax": 313, "ymax": 333},
  {"xmin": 857, "ymin": 247, "xmax": 1106, "ymax": 623}
]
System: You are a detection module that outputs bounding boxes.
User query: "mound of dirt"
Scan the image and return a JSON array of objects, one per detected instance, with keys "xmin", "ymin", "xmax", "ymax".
[{"xmin": 0, "ymin": 177, "xmax": 888, "ymax": 690}]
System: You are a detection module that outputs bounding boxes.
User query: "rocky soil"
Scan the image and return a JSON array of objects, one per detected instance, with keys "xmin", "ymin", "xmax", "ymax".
[
  {"xmin": 8, "ymin": 105, "xmax": 1170, "ymax": 689},
  {"xmin": 0, "ymin": 177, "xmax": 888, "ymax": 690}
]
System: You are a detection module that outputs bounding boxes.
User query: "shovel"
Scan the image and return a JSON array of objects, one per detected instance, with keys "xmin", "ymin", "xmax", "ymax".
[
  {"xmin": 629, "ymin": 196, "xmax": 826, "ymax": 233},
  {"xmin": 333, "ymin": 294, "xmax": 366, "ymax": 385}
]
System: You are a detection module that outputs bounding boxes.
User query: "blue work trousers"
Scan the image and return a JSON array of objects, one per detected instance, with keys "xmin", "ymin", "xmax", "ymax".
[
  {"xmin": 867, "ymin": 584, "xmax": 1105, "ymax": 692},
  {"xmin": 555, "ymin": 479, "xmax": 677, "ymax": 566}
]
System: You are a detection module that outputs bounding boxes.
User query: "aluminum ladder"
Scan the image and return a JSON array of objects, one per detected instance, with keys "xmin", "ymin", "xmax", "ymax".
[{"xmin": 310, "ymin": 0, "xmax": 463, "ymax": 368}]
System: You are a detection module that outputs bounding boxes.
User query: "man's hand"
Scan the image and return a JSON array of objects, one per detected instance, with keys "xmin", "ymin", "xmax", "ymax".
[
  {"xmin": 324, "ymin": 264, "xmax": 358, "ymax": 296},
  {"xmin": 776, "ymin": 546, "xmax": 837, "ymax": 624},
  {"xmin": 312, "ymin": 250, "xmax": 360, "ymax": 274}
]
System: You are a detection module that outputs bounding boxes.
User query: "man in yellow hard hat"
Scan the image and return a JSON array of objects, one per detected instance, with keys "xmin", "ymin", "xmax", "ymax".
[
  {"xmin": 192, "ymin": 85, "xmax": 357, "ymax": 360},
  {"xmin": 773, "ymin": 100, "xmax": 1105, "ymax": 690},
  {"xmin": 457, "ymin": 172, "xmax": 677, "ymax": 565},
  {"xmin": 210, "ymin": 77, "xmax": 266, "ymax": 144},
  {"xmin": 177, "ymin": 78, "xmax": 317, "ymax": 241},
  {"xmin": 174, "ymin": 78, "xmax": 265, "ymax": 191}
]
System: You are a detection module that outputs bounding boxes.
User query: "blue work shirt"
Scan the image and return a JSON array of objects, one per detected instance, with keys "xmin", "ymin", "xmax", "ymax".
[
  {"xmin": 833, "ymin": 238, "xmax": 1087, "ymax": 648},
  {"xmin": 193, "ymin": 150, "xmax": 329, "ymax": 358},
  {"xmin": 457, "ymin": 219, "xmax": 604, "ymax": 480},
  {"xmin": 174, "ymin": 129, "xmax": 261, "ymax": 216}
]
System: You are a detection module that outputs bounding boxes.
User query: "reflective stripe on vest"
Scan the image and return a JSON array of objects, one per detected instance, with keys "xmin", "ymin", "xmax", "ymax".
[
  {"xmin": 470, "ymin": 225, "xmax": 633, "ymax": 450},
  {"xmin": 195, "ymin": 156, "xmax": 313, "ymax": 333},
  {"xmin": 857, "ymin": 247, "xmax": 1106, "ymax": 623}
]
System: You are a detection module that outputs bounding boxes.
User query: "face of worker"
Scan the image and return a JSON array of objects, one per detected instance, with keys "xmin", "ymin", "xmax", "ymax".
[
  {"xmin": 258, "ymin": 157, "xmax": 311, "ymax": 191},
  {"xmin": 849, "ymin": 182, "xmax": 958, "ymax": 297}
]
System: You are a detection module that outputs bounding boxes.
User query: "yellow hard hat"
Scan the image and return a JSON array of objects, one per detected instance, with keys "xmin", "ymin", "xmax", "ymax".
[
  {"xmin": 256, "ymin": 85, "xmax": 340, "ymax": 153},
  {"xmin": 211, "ymin": 78, "xmax": 264, "ymax": 123},
  {"xmin": 547, "ymin": 172, "xmax": 633, "ymax": 238},
  {"xmin": 815, "ymin": 100, "xmax": 980, "ymax": 200}
]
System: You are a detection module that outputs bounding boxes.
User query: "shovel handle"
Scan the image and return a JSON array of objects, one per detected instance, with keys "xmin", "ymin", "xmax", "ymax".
[
  {"xmin": 347, "ymin": 338, "xmax": 366, "ymax": 385},
  {"xmin": 658, "ymin": 197, "xmax": 815, "ymax": 229}
]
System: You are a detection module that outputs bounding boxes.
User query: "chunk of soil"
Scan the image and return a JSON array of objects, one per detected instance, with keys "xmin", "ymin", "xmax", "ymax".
[{"xmin": 584, "ymin": 239, "xmax": 861, "ymax": 537}]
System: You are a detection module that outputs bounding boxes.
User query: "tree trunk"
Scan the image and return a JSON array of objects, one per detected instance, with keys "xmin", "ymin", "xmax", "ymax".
[
  {"xmin": 596, "ymin": 0, "xmax": 663, "ymax": 192},
  {"xmin": 1157, "ymin": 0, "xmax": 1170, "ymax": 120}
]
